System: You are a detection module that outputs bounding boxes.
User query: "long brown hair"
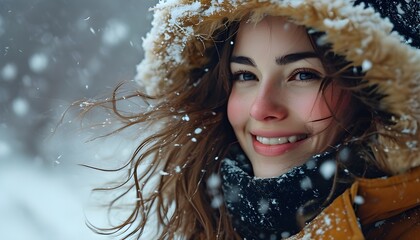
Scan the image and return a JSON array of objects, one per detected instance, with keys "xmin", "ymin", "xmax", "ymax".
[
  {"xmin": 83, "ymin": 20, "xmax": 241, "ymax": 239},
  {"xmin": 83, "ymin": 17, "xmax": 384, "ymax": 239}
]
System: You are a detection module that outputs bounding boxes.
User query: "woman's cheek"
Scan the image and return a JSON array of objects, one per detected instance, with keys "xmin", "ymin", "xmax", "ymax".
[
  {"xmin": 291, "ymin": 91, "xmax": 331, "ymax": 122},
  {"xmin": 301, "ymin": 88, "xmax": 352, "ymax": 134},
  {"xmin": 227, "ymin": 89, "xmax": 247, "ymax": 128}
]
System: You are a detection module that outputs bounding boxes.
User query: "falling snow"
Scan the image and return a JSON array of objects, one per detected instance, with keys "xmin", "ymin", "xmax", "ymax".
[
  {"xmin": 361, "ymin": 59, "xmax": 372, "ymax": 72},
  {"xmin": 102, "ymin": 20, "xmax": 129, "ymax": 46},
  {"xmin": 1, "ymin": 63, "xmax": 18, "ymax": 81},
  {"xmin": 300, "ymin": 176, "xmax": 313, "ymax": 190},
  {"xmin": 12, "ymin": 98, "xmax": 29, "ymax": 117},
  {"xmin": 207, "ymin": 173, "xmax": 223, "ymax": 209},
  {"xmin": 338, "ymin": 147, "xmax": 350, "ymax": 162},
  {"xmin": 182, "ymin": 114, "xmax": 190, "ymax": 121},
  {"xmin": 258, "ymin": 199, "xmax": 269, "ymax": 215},
  {"xmin": 28, "ymin": 53, "xmax": 49, "ymax": 73},
  {"xmin": 194, "ymin": 127, "xmax": 203, "ymax": 134},
  {"xmin": 354, "ymin": 195, "xmax": 365, "ymax": 205},
  {"xmin": 281, "ymin": 232, "xmax": 291, "ymax": 238},
  {"xmin": 320, "ymin": 161, "xmax": 336, "ymax": 180}
]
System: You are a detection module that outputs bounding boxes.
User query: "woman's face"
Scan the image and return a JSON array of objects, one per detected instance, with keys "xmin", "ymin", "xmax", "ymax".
[{"xmin": 227, "ymin": 16, "xmax": 350, "ymax": 178}]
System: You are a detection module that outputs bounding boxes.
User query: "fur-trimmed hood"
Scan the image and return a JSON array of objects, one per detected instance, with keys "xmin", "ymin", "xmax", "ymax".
[{"xmin": 135, "ymin": 0, "xmax": 420, "ymax": 174}]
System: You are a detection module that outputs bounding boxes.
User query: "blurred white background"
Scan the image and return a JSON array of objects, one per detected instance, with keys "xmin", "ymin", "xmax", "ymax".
[{"xmin": 0, "ymin": 0, "xmax": 158, "ymax": 239}]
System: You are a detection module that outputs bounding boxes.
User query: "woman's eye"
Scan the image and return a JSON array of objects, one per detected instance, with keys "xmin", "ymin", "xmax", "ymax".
[
  {"xmin": 290, "ymin": 69, "xmax": 322, "ymax": 81},
  {"xmin": 232, "ymin": 71, "xmax": 257, "ymax": 82}
]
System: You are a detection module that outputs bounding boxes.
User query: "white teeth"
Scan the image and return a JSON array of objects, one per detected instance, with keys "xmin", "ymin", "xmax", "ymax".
[
  {"xmin": 256, "ymin": 135, "xmax": 307, "ymax": 145},
  {"xmin": 288, "ymin": 135, "xmax": 298, "ymax": 143}
]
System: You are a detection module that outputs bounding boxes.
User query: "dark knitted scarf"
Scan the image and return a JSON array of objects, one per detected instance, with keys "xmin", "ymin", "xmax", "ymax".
[{"xmin": 220, "ymin": 148, "xmax": 347, "ymax": 240}]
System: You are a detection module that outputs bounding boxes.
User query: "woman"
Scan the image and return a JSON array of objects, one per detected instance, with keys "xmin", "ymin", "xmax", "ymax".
[{"xmin": 88, "ymin": 0, "xmax": 419, "ymax": 239}]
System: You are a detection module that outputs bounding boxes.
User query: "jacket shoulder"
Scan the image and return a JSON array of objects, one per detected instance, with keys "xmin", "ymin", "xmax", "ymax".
[
  {"xmin": 364, "ymin": 206, "xmax": 420, "ymax": 240},
  {"xmin": 288, "ymin": 188, "xmax": 364, "ymax": 240},
  {"xmin": 289, "ymin": 167, "xmax": 420, "ymax": 240}
]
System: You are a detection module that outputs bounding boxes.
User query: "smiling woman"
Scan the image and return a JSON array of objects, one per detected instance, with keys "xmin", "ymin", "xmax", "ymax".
[
  {"xmin": 85, "ymin": 1, "xmax": 420, "ymax": 239},
  {"xmin": 228, "ymin": 17, "xmax": 351, "ymax": 177}
]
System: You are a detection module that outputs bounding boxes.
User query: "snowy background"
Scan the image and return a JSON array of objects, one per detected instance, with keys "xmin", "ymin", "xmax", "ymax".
[{"xmin": 0, "ymin": 0, "xmax": 158, "ymax": 239}]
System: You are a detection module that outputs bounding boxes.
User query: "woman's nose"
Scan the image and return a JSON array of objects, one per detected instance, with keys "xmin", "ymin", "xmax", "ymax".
[{"xmin": 249, "ymin": 85, "xmax": 288, "ymax": 121}]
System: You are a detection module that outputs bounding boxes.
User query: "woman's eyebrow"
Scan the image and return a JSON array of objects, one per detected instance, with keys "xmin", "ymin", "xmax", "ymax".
[
  {"xmin": 230, "ymin": 51, "xmax": 319, "ymax": 67},
  {"xmin": 276, "ymin": 51, "xmax": 319, "ymax": 65},
  {"xmin": 230, "ymin": 56, "xmax": 256, "ymax": 67}
]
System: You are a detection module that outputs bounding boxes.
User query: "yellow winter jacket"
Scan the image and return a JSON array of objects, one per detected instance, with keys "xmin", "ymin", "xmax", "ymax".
[{"xmin": 290, "ymin": 166, "xmax": 420, "ymax": 239}]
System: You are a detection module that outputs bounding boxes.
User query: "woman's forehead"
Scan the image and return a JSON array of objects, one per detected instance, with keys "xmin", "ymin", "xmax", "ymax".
[{"xmin": 234, "ymin": 16, "xmax": 314, "ymax": 56}]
